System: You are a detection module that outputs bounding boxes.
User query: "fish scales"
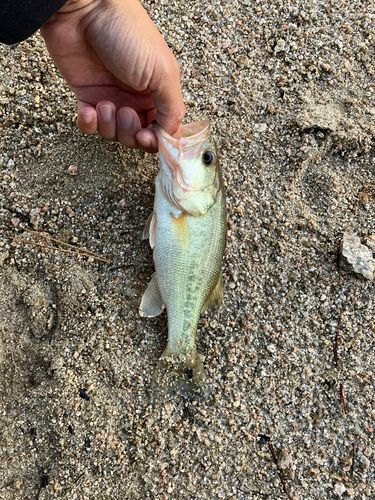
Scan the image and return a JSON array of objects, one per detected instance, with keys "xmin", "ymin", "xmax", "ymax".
[{"xmin": 154, "ymin": 188, "xmax": 226, "ymax": 353}]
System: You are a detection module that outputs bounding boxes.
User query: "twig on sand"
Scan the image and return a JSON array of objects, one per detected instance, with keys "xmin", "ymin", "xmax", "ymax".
[
  {"xmin": 11, "ymin": 237, "xmax": 112, "ymax": 264},
  {"xmin": 332, "ymin": 308, "xmax": 347, "ymax": 410},
  {"xmin": 268, "ymin": 443, "xmax": 291, "ymax": 500},
  {"xmin": 22, "ymin": 227, "xmax": 104, "ymax": 258}
]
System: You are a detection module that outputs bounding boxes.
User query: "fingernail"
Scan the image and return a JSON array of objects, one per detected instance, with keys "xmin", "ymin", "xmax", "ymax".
[
  {"xmin": 99, "ymin": 105, "xmax": 113, "ymax": 123},
  {"xmin": 118, "ymin": 109, "xmax": 133, "ymax": 128},
  {"xmin": 137, "ymin": 137, "xmax": 151, "ymax": 149},
  {"xmin": 81, "ymin": 112, "xmax": 93, "ymax": 124}
]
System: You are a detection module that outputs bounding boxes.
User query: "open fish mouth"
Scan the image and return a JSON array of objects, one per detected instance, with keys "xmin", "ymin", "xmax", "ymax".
[
  {"xmin": 153, "ymin": 120, "xmax": 210, "ymax": 145},
  {"xmin": 153, "ymin": 120, "xmax": 210, "ymax": 162},
  {"xmin": 153, "ymin": 120, "xmax": 214, "ymax": 192}
]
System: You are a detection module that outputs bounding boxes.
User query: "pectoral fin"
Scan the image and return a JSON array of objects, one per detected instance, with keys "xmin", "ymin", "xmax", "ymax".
[
  {"xmin": 142, "ymin": 212, "xmax": 157, "ymax": 249},
  {"xmin": 201, "ymin": 274, "xmax": 224, "ymax": 313},
  {"xmin": 139, "ymin": 273, "xmax": 164, "ymax": 317},
  {"xmin": 171, "ymin": 213, "xmax": 190, "ymax": 251}
]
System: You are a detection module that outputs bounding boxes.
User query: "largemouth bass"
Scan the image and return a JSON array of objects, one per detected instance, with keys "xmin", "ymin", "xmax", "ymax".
[{"xmin": 140, "ymin": 120, "xmax": 226, "ymax": 401}]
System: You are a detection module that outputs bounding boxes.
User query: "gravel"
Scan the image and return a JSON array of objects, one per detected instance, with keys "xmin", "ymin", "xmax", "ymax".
[{"xmin": 0, "ymin": 1, "xmax": 375, "ymax": 499}]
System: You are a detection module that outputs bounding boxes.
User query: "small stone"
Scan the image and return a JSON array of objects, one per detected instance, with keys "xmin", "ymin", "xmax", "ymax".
[
  {"xmin": 364, "ymin": 446, "xmax": 373, "ymax": 457},
  {"xmin": 334, "ymin": 482, "xmax": 346, "ymax": 496},
  {"xmin": 13, "ymin": 479, "xmax": 22, "ymax": 489},
  {"xmin": 286, "ymin": 287, "xmax": 296, "ymax": 300},
  {"xmin": 277, "ymin": 448, "xmax": 292, "ymax": 469},
  {"xmin": 7, "ymin": 159, "xmax": 15, "ymax": 168},
  {"xmin": 308, "ymin": 468, "xmax": 319, "ymax": 476},
  {"xmin": 11, "ymin": 217, "xmax": 20, "ymax": 227},
  {"xmin": 228, "ymin": 282, "xmax": 236, "ymax": 289},
  {"xmin": 339, "ymin": 232, "xmax": 375, "ymax": 280},
  {"xmin": 235, "ymin": 54, "xmax": 249, "ymax": 68},
  {"xmin": 50, "ymin": 357, "xmax": 64, "ymax": 372},
  {"xmin": 68, "ymin": 164, "xmax": 77, "ymax": 175},
  {"xmin": 274, "ymin": 39, "xmax": 286, "ymax": 53},
  {"xmin": 254, "ymin": 123, "xmax": 267, "ymax": 133},
  {"xmin": 360, "ymin": 455, "xmax": 370, "ymax": 468}
]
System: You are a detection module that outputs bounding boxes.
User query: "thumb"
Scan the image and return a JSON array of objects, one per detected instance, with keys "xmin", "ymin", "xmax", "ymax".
[{"xmin": 149, "ymin": 58, "xmax": 186, "ymax": 136}]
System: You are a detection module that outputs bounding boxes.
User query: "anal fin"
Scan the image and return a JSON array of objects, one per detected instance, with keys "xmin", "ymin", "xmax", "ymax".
[
  {"xmin": 139, "ymin": 273, "xmax": 164, "ymax": 317},
  {"xmin": 201, "ymin": 273, "xmax": 224, "ymax": 313}
]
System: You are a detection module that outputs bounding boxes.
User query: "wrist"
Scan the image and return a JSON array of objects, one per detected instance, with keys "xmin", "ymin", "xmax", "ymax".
[{"xmin": 59, "ymin": 0, "xmax": 97, "ymax": 12}]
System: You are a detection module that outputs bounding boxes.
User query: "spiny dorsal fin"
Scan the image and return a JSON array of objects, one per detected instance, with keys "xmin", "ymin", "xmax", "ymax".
[
  {"xmin": 201, "ymin": 273, "xmax": 224, "ymax": 313},
  {"xmin": 142, "ymin": 212, "xmax": 157, "ymax": 249},
  {"xmin": 139, "ymin": 273, "xmax": 164, "ymax": 317}
]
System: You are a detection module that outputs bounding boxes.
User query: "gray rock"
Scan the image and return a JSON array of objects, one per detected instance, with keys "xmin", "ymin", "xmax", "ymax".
[{"xmin": 339, "ymin": 233, "xmax": 375, "ymax": 280}]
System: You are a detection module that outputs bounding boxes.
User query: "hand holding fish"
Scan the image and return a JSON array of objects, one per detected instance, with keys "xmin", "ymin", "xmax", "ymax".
[{"xmin": 40, "ymin": 0, "xmax": 185, "ymax": 152}]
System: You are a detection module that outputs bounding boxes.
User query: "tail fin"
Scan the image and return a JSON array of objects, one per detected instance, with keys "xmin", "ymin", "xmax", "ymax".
[{"xmin": 151, "ymin": 349, "xmax": 211, "ymax": 402}]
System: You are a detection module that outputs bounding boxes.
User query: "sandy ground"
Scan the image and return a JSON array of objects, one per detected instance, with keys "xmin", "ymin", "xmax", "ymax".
[{"xmin": 1, "ymin": 1, "xmax": 375, "ymax": 499}]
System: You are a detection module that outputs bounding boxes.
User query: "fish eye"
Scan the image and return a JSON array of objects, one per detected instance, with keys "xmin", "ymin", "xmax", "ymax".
[{"xmin": 202, "ymin": 151, "xmax": 215, "ymax": 166}]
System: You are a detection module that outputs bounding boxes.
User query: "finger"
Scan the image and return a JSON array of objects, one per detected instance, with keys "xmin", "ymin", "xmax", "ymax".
[
  {"xmin": 76, "ymin": 101, "xmax": 98, "ymax": 135},
  {"xmin": 117, "ymin": 108, "xmax": 158, "ymax": 153},
  {"xmin": 97, "ymin": 100, "xmax": 117, "ymax": 141},
  {"xmin": 117, "ymin": 107, "xmax": 142, "ymax": 149},
  {"xmin": 136, "ymin": 128, "xmax": 158, "ymax": 153},
  {"xmin": 150, "ymin": 57, "xmax": 186, "ymax": 136}
]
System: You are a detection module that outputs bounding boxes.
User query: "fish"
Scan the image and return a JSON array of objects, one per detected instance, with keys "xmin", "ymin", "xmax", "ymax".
[{"xmin": 139, "ymin": 120, "xmax": 226, "ymax": 401}]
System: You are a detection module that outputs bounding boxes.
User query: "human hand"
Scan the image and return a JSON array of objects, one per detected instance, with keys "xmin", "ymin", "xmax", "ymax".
[{"xmin": 40, "ymin": 0, "xmax": 185, "ymax": 153}]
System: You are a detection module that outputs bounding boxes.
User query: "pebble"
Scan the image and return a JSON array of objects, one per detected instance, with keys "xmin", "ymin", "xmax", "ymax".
[
  {"xmin": 274, "ymin": 39, "xmax": 286, "ymax": 53},
  {"xmin": 235, "ymin": 54, "xmax": 249, "ymax": 69},
  {"xmin": 277, "ymin": 448, "xmax": 292, "ymax": 469},
  {"xmin": 334, "ymin": 483, "xmax": 346, "ymax": 496},
  {"xmin": 360, "ymin": 455, "xmax": 370, "ymax": 468},
  {"xmin": 68, "ymin": 164, "xmax": 78, "ymax": 175},
  {"xmin": 339, "ymin": 232, "xmax": 375, "ymax": 280}
]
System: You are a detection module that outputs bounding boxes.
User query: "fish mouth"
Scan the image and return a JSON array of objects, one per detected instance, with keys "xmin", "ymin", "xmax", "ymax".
[
  {"xmin": 153, "ymin": 121, "xmax": 212, "ymax": 192},
  {"xmin": 153, "ymin": 120, "xmax": 210, "ymax": 147}
]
